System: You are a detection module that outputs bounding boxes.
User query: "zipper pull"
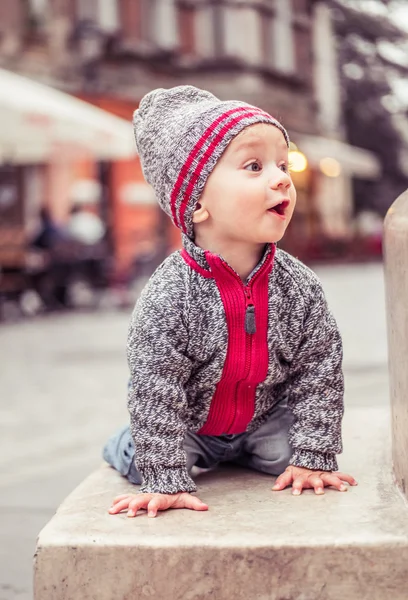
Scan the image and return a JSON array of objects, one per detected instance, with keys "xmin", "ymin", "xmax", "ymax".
[
  {"xmin": 244, "ymin": 288, "xmax": 256, "ymax": 334},
  {"xmin": 245, "ymin": 304, "xmax": 256, "ymax": 334}
]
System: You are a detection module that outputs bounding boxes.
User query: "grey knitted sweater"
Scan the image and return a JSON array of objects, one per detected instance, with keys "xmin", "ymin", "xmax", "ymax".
[{"xmin": 127, "ymin": 235, "xmax": 344, "ymax": 494}]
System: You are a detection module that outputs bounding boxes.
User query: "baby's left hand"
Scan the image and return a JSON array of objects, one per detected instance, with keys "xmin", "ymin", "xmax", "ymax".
[{"xmin": 272, "ymin": 465, "xmax": 358, "ymax": 496}]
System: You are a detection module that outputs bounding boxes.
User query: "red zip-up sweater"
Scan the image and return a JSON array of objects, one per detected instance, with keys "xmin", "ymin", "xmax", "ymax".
[{"xmin": 127, "ymin": 235, "xmax": 344, "ymax": 494}]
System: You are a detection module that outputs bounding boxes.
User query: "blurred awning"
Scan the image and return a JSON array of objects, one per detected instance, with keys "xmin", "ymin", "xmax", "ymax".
[
  {"xmin": 0, "ymin": 68, "xmax": 137, "ymax": 164},
  {"xmin": 296, "ymin": 134, "xmax": 381, "ymax": 179}
]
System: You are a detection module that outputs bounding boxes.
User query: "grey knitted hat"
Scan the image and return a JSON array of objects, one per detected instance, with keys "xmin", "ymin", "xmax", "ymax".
[{"xmin": 133, "ymin": 85, "xmax": 289, "ymax": 238}]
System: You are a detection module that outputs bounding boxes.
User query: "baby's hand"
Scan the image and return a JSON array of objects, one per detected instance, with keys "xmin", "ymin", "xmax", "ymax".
[
  {"xmin": 272, "ymin": 465, "xmax": 358, "ymax": 496},
  {"xmin": 109, "ymin": 492, "xmax": 208, "ymax": 518}
]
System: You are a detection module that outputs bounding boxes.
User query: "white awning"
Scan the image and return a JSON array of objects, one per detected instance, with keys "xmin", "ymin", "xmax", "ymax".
[
  {"xmin": 0, "ymin": 68, "xmax": 137, "ymax": 164},
  {"xmin": 295, "ymin": 134, "xmax": 381, "ymax": 180}
]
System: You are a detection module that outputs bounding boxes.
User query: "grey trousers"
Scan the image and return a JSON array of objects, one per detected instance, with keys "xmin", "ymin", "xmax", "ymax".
[{"xmin": 103, "ymin": 395, "xmax": 294, "ymax": 485}]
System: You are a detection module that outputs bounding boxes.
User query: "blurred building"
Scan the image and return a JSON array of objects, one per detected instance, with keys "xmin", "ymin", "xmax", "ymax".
[{"xmin": 0, "ymin": 0, "xmax": 380, "ymax": 270}]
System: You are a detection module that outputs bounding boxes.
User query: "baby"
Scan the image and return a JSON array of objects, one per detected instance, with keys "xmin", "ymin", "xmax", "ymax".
[{"xmin": 104, "ymin": 85, "xmax": 357, "ymax": 518}]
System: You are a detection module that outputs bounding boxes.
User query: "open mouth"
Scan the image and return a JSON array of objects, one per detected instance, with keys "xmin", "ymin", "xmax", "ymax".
[{"xmin": 268, "ymin": 200, "xmax": 290, "ymax": 216}]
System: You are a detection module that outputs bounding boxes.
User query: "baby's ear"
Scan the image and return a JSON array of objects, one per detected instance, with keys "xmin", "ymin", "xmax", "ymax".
[{"xmin": 192, "ymin": 203, "xmax": 210, "ymax": 224}]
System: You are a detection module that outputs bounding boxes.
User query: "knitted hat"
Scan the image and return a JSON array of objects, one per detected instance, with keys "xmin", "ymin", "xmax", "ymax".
[{"xmin": 133, "ymin": 85, "xmax": 289, "ymax": 238}]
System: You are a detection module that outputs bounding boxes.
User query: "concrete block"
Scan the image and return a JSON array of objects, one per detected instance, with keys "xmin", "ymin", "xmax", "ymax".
[
  {"xmin": 34, "ymin": 406, "xmax": 408, "ymax": 600},
  {"xmin": 384, "ymin": 189, "xmax": 408, "ymax": 496}
]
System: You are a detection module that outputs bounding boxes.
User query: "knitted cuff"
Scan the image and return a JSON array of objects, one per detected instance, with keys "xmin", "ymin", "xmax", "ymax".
[
  {"xmin": 139, "ymin": 465, "xmax": 197, "ymax": 494},
  {"xmin": 289, "ymin": 449, "xmax": 339, "ymax": 472}
]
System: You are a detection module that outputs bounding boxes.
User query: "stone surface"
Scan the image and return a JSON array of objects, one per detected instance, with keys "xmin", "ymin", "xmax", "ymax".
[
  {"xmin": 0, "ymin": 262, "xmax": 390, "ymax": 600},
  {"xmin": 34, "ymin": 402, "xmax": 408, "ymax": 600},
  {"xmin": 384, "ymin": 189, "xmax": 408, "ymax": 497}
]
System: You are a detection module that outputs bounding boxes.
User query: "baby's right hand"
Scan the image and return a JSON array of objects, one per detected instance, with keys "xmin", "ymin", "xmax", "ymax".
[{"xmin": 109, "ymin": 492, "xmax": 208, "ymax": 518}]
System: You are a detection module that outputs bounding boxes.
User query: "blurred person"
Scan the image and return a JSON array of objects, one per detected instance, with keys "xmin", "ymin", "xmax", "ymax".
[
  {"xmin": 31, "ymin": 207, "xmax": 67, "ymax": 251},
  {"xmin": 104, "ymin": 86, "xmax": 357, "ymax": 519},
  {"xmin": 30, "ymin": 207, "xmax": 72, "ymax": 309}
]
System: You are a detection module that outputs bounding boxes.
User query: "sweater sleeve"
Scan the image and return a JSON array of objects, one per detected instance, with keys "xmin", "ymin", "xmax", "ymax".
[
  {"xmin": 287, "ymin": 277, "xmax": 344, "ymax": 472},
  {"xmin": 127, "ymin": 264, "xmax": 196, "ymax": 494}
]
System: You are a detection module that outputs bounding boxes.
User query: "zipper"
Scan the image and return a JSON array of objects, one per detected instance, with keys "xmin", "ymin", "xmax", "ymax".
[
  {"xmin": 198, "ymin": 247, "xmax": 273, "ymax": 436},
  {"xmin": 230, "ymin": 284, "xmax": 257, "ymax": 432},
  {"xmin": 244, "ymin": 329, "xmax": 253, "ymax": 379},
  {"xmin": 221, "ymin": 256, "xmax": 271, "ymax": 432}
]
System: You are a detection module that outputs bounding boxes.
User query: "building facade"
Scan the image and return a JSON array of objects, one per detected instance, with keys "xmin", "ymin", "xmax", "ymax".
[{"xmin": 0, "ymin": 0, "xmax": 380, "ymax": 271}]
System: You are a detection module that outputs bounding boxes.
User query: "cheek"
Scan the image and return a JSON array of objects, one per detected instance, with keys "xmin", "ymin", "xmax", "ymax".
[
  {"xmin": 288, "ymin": 187, "xmax": 297, "ymax": 212},
  {"xmin": 204, "ymin": 173, "xmax": 237, "ymax": 204},
  {"xmin": 216, "ymin": 184, "xmax": 251, "ymax": 217}
]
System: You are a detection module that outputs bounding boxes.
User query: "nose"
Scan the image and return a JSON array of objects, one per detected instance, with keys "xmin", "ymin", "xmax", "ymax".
[{"xmin": 269, "ymin": 167, "xmax": 291, "ymax": 191}]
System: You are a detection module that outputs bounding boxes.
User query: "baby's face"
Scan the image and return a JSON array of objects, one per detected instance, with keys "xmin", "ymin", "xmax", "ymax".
[{"xmin": 198, "ymin": 123, "xmax": 296, "ymax": 244}]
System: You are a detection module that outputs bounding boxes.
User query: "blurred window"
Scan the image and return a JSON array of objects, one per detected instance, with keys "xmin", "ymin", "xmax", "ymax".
[
  {"xmin": 75, "ymin": 0, "xmax": 99, "ymax": 22},
  {"xmin": 26, "ymin": 0, "xmax": 49, "ymax": 38},
  {"xmin": 260, "ymin": 0, "xmax": 296, "ymax": 73},
  {"xmin": 141, "ymin": 0, "xmax": 158, "ymax": 44},
  {"xmin": 292, "ymin": 0, "xmax": 312, "ymax": 15},
  {"xmin": 0, "ymin": 2, "xmax": 24, "ymax": 55},
  {"xmin": 180, "ymin": 0, "xmax": 226, "ymax": 59},
  {"xmin": 118, "ymin": 0, "xmax": 142, "ymax": 40},
  {"xmin": 74, "ymin": 0, "xmax": 119, "ymax": 33},
  {"xmin": 28, "ymin": 0, "xmax": 48, "ymax": 18},
  {"xmin": 260, "ymin": 3, "xmax": 274, "ymax": 66},
  {"xmin": 177, "ymin": 2, "xmax": 197, "ymax": 55},
  {"xmin": 274, "ymin": 0, "xmax": 295, "ymax": 72},
  {"xmin": 98, "ymin": 1, "xmax": 120, "ymax": 33},
  {"xmin": 119, "ymin": 0, "xmax": 157, "ymax": 44},
  {"xmin": 211, "ymin": 2, "xmax": 226, "ymax": 56}
]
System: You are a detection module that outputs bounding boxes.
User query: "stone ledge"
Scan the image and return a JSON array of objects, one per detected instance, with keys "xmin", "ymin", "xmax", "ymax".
[{"xmin": 34, "ymin": 407, "xmax": 408, "ymax": 600}]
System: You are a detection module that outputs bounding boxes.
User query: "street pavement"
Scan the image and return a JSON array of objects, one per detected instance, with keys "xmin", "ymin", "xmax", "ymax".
[{"xmin": 0, "ymin": 261, "xmax": 389, "ymax": 600}]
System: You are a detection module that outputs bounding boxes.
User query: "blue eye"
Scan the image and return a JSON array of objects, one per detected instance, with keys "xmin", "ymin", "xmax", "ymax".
[
  {"xmin": 280, "ymin": 163, "xmax": 289, "ymax": 173},
  {"xmin": 245, "ymin": 161, "xmax": 262, "ymax": 172}
]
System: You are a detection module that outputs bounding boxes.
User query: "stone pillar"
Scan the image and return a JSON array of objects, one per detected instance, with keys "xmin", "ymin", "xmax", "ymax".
[{"xmin": 383, "ymin": 189, "xmax": 408, "ymax": 496}]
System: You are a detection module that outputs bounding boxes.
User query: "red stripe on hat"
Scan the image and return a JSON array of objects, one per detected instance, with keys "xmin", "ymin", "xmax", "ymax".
[
  {"xmin": 170, "ymin": 107, "xmax": 271, "ymax": 228},
  {"xmin": 178, "ymin": 109, "xmax": 272, "ymax": 234},
  {"xmin": 170, "ymin": 107, "xmax": 256, "ymax": 228}
]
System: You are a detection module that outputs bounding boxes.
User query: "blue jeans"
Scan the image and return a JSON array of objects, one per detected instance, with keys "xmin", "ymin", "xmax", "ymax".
[{"xmin": 103, "ymin": 396, "xmax": 294, "ymax": 485}]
